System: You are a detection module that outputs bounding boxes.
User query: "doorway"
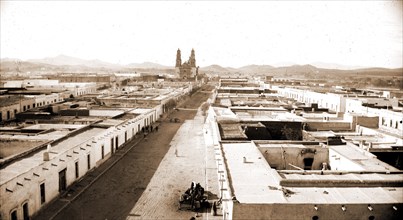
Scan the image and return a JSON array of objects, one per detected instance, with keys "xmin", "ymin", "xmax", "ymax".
[
  {"xmin": 303, "ymin": 158, "xmax": 314, "ymax": 170},
  {"xmin": 115, "ymin": 137, "xmax": 119, "ymax": 150},
  {"xmin": 58, "ymin": 168, "xmax": 67, "ymax": 192},
  {"xmin": 23, "ymin": 202, "xmax": 29, "ymax": 220}
]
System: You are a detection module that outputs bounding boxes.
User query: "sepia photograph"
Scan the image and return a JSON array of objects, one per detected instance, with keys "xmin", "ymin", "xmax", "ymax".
[{"xmin": 0, "ymin": 1, "xmax": 402, "ymax": 220}]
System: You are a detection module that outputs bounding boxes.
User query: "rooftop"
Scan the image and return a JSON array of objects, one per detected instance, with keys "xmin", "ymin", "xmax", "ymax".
[
  {"xmin": 0, "ymin": 126, "xmax": 105, "ymax": 185},
  {"xmin": 0, "ymin": 95, "xmax": 31, "ymax": 107},
  {"xmin": 222, "ymin": 142, "xmax": 403, "ymax": 204}
]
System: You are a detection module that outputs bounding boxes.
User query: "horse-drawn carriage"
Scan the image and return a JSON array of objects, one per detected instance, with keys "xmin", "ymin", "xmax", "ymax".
[{"xmin": 178, "ymin": 182, "xmax": 209, "ymax": 210}]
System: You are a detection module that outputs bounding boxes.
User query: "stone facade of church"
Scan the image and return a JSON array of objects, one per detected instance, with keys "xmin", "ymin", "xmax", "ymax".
[{"xmin": 175, "ymin": 49, "xmax": 198, "ymax": 79}]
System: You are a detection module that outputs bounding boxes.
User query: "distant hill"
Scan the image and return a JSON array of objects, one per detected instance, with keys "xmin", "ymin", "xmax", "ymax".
[
  {"xmin": 28, "ymin": 55, "xmax": 122, "ymax": 69},
  {"xmin": 1, "ymin": 55, "xmax": 401, "ymax": 78},
  {"xmin": 310, "ymin": 62, "xmax": 364, "ymax": 70},
  {"xmin": 272, "ymin": 61, "xmax": 296, "ymax": 67},
  {"xmin": 237, "ymin": 65, "xmax": 275, "ymax": 74},
  {"xmin": 0, "ymin": 60, "xmax": 57, "ymax": 72},
  {"xmin": 126, "ymin": 62, "xmax": 172, "ymax": 69},
  {"xmin": 200, "ymin": 65, "xmax": 232, "ymax": 73},
  {"xmin": 198, "ymin": 63, "xmax": 402, "ymax": 78}
]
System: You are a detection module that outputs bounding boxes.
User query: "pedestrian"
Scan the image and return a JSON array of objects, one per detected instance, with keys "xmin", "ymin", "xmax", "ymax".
[
  {"xmin": 175, "ymin": 148, "xmax": 178, "ymax": 157},
  {"xmin": 156, "ymin": 126, "xmax": 158, "ymax": 132},
  {"xmin": 212, "ymin": 201, "xmax": 217, "ymax": 216}
]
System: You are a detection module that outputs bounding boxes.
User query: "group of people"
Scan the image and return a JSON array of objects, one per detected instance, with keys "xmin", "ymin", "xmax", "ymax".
[
  {"xmin": 142, "ymin": 124, "xmax": 159, "ymax": 137},
  {"xmin": 181, "ymin": 181, "xmax": 205, "ymax": 210}
]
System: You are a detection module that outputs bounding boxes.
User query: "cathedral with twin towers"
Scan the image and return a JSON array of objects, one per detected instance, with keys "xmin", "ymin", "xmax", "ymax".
[{"xmin": 175, "ymin": 48, "xmax": 199, "ymax": 80}]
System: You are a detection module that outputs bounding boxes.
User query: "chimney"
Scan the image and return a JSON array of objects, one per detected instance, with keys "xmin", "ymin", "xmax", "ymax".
[
  {"xmin": 43, "ymin": 152, "xmax": 49, "ymax": 161},
  {"xmin": 43, "ymin": 144, "xmax": 51, "ymax": 161}
]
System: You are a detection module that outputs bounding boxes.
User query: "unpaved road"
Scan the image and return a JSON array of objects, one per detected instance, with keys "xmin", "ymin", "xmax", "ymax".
[{"xmin": 37, "ymin": 85, "xmax": 213, "ymax": 220}]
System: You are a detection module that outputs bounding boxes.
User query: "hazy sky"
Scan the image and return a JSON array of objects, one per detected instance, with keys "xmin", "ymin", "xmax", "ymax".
[{"xmin": 1, "ymin": 1, "xmax": 402, "ymax": 68}]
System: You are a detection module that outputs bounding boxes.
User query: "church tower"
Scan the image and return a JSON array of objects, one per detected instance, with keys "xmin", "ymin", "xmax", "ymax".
[
  {"xmin": 175, "ymin": 49, "xmax": 181, "ymax": 75},
  {"xmin": 189, "ymin": 48, "xmax": 197, "ymax": 76},
  {"xmin": 175, "ymin": 48, "xmax": 197, "ymax": 80},
  {"xmin": 175, "ymin": 49, "xmax": 182, "ymax": 67},
  {"xmin": 189, "ymin": 48, "xmax": 196, "ymax": 67}
]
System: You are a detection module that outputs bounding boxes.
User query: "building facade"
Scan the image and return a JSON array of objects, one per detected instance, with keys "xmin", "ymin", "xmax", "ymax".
[
  {"xmin": 0, "ymin": 108, "xmax": 160, "ymax": 220},
  {"xmin": 175, "ymin": 48, "xmax": 198, "ymax": 79}
]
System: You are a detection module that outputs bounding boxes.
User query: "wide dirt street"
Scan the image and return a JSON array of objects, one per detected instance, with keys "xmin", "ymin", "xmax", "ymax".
[{"xmin": 34, "ymin": 84, "xmax": 215, "ymax": 220}]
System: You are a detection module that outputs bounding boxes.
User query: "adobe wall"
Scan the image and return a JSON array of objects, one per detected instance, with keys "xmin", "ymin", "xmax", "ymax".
[
  {"xmin": 0, "ymin": 103, "xmax": 20, "ymax": 121},
  {"xmin": 345, "ymin": 114, "xmax": 379, "ymax": 129},
  {"xmin": 306, "ymin": 121, "xmax": 351, "ymax": 131},
  {"xmin": 232, "ymin": 203, "xmax": 402, "ymax": 220},
  {"xmin": 259, "ymin": 146, "xmax": 328, "ymax": 170}
]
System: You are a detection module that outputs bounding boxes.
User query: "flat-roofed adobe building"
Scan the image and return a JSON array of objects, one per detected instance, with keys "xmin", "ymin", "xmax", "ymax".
[
  {"xmin": 47, "ymin": 74, "xmax": 111, "ymax": 84},
  {"xmin": 0, "ymin": 107, "xmax": 159, "ymax": 220},
  {"xmin": 204, "ymin": 78, "xmax": 403, "ymax": 219},
  {"xmin": 0, "ymin": 75, "xmax": 196, "ymax": 219},
  {"xmin": 207, "ymin": 107, "xmax": 402, "ymax": 220},
  {"xmin": 0, "ymin": 79, "xmax": 98, "ymax": 122},
  {"xmin": 214, "ymin": 141, "xmax": 402, "ymax": 220}
]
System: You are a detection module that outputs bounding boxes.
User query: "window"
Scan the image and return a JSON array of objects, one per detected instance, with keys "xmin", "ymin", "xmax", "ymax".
[
  {"xmin": 23, "ymin": 202, "xmax": 29, "ymax": 220},
  {"xmin": 87, "ymin": 154, "xmax": 91, "ymax": 170},
  {"xmin": 101, "ymin": 145, "xmax": 105, "ymax": 159},
  {"xmin": 11, "ymin": 210, "xmax": 17, "ymax": 220},
  {"xmin": 40, "ymin": 183, "xmax": 46, "ymax": 204},
  {"xmin": 75, "ymin": 161, "xmax": 79, "ymax": 178}
]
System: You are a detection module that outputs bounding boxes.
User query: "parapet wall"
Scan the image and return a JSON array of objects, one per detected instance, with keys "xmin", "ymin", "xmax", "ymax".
[
  {"xmin": 232, "ymin": 203, "xmax": 402, "ymax": 220},
  {"xmin": 306, "ymin": 121, "xmax": 351, "ymax": 131}
]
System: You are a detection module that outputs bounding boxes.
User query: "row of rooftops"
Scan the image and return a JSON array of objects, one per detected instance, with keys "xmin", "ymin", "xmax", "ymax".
[
  {"xmin": 0, "ymin": 104, "xmax": 155, "ymax": 185},
  {"xmin": 214, "ymin": 104, "xmax": 401, "ymax": 145},
  {"xmin": 220, "ymin": 141, "xmax": 403, "ymax": 204},
  {"xmin": 211, "ymin": 78, "xmax": 403, "ymax": 207},
  {"xmin": 0, "ymin": 125, "xmax": 104, "ymax": 185}
]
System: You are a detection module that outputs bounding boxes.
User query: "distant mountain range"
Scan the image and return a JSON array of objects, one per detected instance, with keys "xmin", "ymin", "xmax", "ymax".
[
  {"xmin": 0, "ymin": 55, "xmax": 173, "ymax": 72},
  {"xmin": 27, "ymin": 55, "xmax": 172, "ymax": 69},
  {"xmin": 1, "ymin": 55, "xmax": 402, "ymax": 77},
  {"xmin": 126, "ymin": 61, "xmax": 171, "ymax": 69},
  {"xmin": 28, "ymin": 55, "xmax": 115, "ymax": 68}
]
